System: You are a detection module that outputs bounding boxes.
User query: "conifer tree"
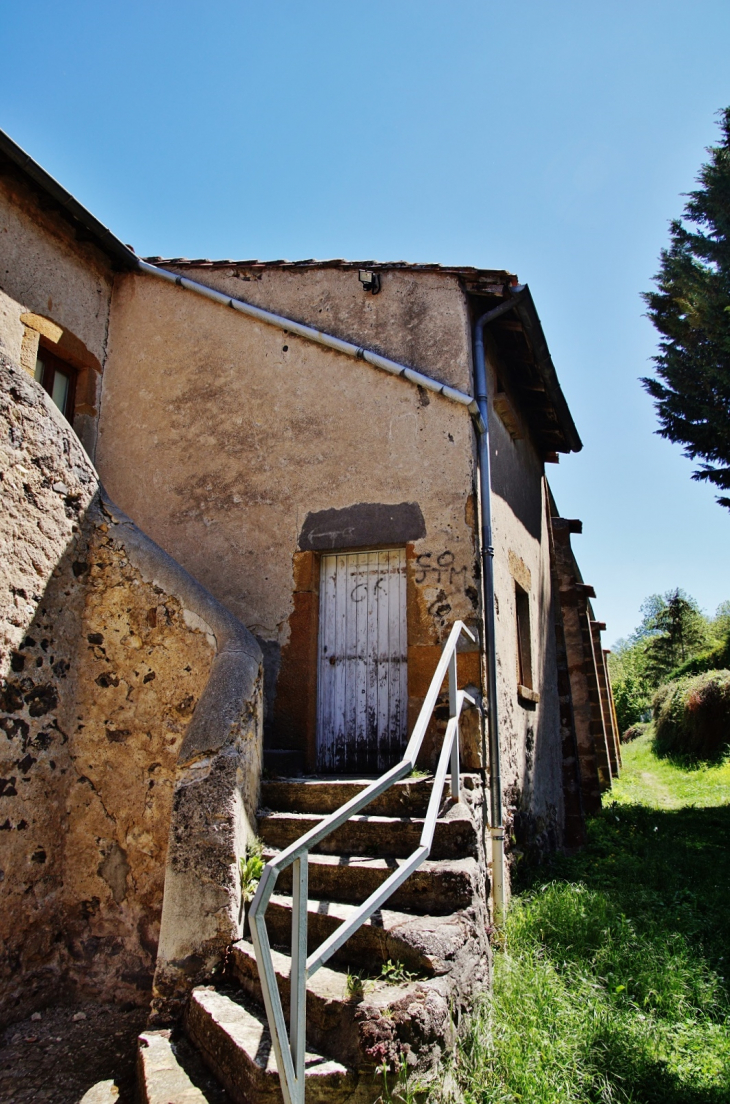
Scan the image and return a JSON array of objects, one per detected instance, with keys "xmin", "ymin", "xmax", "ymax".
[
  {"xmin": 642, "ymin": 108, "xmax": 730, "ymax": 508},
  {"xmin": 645, "ymin": 589, "xmax": 708, "ymax": 681}
]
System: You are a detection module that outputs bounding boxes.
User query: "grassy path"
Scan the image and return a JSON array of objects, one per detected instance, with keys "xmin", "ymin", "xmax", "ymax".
[
  {"xmin": 612, "ymin": 732, "xmax": 730, "ymax": 809},
  {"xmin": 432, "ymin": 735, "xmax": 730, "ymax": 1104}
]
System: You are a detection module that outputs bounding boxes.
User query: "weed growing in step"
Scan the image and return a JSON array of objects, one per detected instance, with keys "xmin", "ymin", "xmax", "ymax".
[
  {"xmin": 346, "ymin": 960, "xmax": 422, "ymax": 997},
  {"xmin": 346, "ymin": 969, "xmax": 366, "ymax": 997},
  {"xmin": 380, "ymin": 959, "xmax": 419, "ymax": 984},
  {"xmin": 240, "ymin": 837, "xmax": 265, "ymax": 902},
  {"xmin": 432, "ymin": 735, "xmax": 730, "ymax": 1103}
]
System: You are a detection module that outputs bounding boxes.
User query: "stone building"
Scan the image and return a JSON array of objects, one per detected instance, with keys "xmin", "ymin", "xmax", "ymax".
[{"xmin": 0, "ymin": 129, "xmax": 619, "ymax": 1102}]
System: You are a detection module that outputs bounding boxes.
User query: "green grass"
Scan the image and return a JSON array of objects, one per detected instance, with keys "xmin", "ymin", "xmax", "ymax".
[
  {"xmin": 612, "ymin": 731, "xmax": 730, "ymax": 808},
  {"xmin": 433, "ymin": 735, "xmax": 730, "ymax": 1103}
]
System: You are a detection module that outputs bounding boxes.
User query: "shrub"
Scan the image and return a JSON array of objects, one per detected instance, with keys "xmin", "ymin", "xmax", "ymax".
[
  {"xmin": 651, "ymin": 680, "xmax": 674, "ymax": 714},
  {"xmin": 653, "ymin": 670, "xmax": 730, "ymax": 761},
  {"xmin": 240, "ymin": 837, "xmax": 265, "ymax": 902},
  {"xmin": 612, "ymin": 669, "xmax": 651, "ymax": 734},
  {"xmin": 621, "ymin": 721, "xmax": 648, "ymax": 743}
]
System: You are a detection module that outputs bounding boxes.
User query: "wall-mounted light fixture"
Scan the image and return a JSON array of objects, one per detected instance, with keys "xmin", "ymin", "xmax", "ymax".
[{"xmin": 358, "ymin": 269, "xmax": 381, "ymax": 295}]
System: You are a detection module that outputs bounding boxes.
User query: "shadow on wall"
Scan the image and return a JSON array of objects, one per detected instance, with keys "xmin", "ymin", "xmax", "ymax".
[
  {"xmin": 505, "ymin": 575, "xmax": 564, "ymax": 868},
  {"xmin": 0, "ymin": 356, "xmax": 263, "ymax": 1029},
  {"xmin": 490, "ymin": 440, "xmax": 544, "ymax": 546}
]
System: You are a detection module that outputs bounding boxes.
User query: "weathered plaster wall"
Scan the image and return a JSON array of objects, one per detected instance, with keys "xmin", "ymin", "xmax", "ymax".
[
  {"xmin": 0, "ymin": 174, "xmax": 114, "ymax": 455},
  {"xmin": 97, "ymin": 268, "xmax": 566, "ymax": 823},
  {"xmin": 486, "ymin": 351, "xmax": 564, "ymax": 859},
  {"xmin": 0, "ymin": 286, "xmax": 25, "ymax": 365},
  {"xmin": 0, "ymin": 357, "xmax": 262, "ymax": 1027},
  {"xmin": 96, "ymin": 272, "xmax": 483, "ymax": 764},
  {"xmin": 93, "ymin": 264, "xmax": 564, "ymax": 829},
  {"xmin": 157, "ymin": 262, "xmax": 475, "ymax": 395}
]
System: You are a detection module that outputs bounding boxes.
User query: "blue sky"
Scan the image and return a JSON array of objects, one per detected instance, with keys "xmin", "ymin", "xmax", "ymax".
[{"xmin": 3, "ymin": 1, "xmax": 729, "ymax": 643}]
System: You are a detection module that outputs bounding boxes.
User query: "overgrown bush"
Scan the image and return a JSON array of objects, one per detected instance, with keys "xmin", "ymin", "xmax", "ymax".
[
  {"xmin": 621, "ymin": 721, "xmax": 648, "ymax": 743},
  {"xmin": 653, "ymin": 669, "xmax": 730, "ymax": 761},
  {"xmin": 651, "ymin": 680, "xmax": 674, "ymax": 715}
]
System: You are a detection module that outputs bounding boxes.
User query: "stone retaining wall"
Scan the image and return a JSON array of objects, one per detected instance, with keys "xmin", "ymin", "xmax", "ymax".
[{"xmin": 0, "ymin": 356, "xmax": 263, "ymax": 1026}]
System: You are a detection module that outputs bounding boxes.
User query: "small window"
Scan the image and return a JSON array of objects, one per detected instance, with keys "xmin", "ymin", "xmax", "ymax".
[
  {"xmin": 515, "ymin": 582, "xmax": 533, "ymax": 690},
  {"xmin": 34, "ymin": 347, "xmax": 76, "ymax": 422}
]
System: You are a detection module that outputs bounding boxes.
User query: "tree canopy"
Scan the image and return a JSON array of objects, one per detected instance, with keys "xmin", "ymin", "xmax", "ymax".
[
  {"xmin": 642, "ymin": 107, "xmax": 730, "ymax": 508},
  {"xmin": 642, "ymin": 589, "xmax": 708, "ymax": 683}
]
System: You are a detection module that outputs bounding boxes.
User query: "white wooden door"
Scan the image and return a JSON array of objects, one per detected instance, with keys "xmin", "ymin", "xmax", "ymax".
[{"xmin": 317, "ymin": 549, "xmax": 407, "ymax": 774}]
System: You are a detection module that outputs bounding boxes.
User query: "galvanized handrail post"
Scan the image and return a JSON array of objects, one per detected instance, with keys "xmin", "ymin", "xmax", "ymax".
[
  {"xmin": 290, "ymin": 856, "xmax": 308, "ymax": 1098},
  {"xmin": 249, "ymin": 620, "xmax": 478, "ymax": 1104},
  {"xmin": 448, "ymin": 649, "xmax": 460, "ymax": 801}
]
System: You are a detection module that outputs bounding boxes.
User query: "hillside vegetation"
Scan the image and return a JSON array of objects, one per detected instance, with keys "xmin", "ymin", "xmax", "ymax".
[{"xmin": 608, "ymin": 589, "xmax": 730, "ymax": 738}]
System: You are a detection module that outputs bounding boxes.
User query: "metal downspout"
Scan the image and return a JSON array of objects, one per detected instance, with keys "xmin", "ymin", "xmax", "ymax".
[{"xmin": 472, "ymin": 288, "xmax": 527, "ymax": 924}]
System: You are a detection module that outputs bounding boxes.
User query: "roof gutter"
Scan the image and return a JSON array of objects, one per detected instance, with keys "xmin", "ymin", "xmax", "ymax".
[
  {"xmin": 137, "ymin": 258, "xmax": 483, "ymax": 420},
  {"xmin": 0, "ymin": 129, "xmax": 480, "ymax": 412}
]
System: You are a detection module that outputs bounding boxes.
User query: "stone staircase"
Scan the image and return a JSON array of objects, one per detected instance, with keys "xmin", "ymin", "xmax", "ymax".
[{"xmin": 138, "ymin": 774, "xmax": 490, "ymax": 1104}]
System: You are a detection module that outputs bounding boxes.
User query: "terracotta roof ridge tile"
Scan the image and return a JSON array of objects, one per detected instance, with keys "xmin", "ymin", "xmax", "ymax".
[{"xmin": 141, "ymin": 256, "xmax": 516, "ymax": 280}]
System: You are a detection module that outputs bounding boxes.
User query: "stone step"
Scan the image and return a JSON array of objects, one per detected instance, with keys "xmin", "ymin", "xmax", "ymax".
[
  {"xmin": 262, "ymin": 774, "xmax": 482, "ymax": 817},
  {"xmin": 229, "ymin": 942, "xmax": 362, "ymax": 1068},
  {"xmin": 79, "ymin": 1082, "xmax": 119, "ymax": 1104},
  {"xmin": 229, "ymin": 940, "xmax": 455, "ymax": 1076},
  {"xmin": 138, "ymin": 1030, "xmax": 213, "ymax": 1104},
  {"xmin": 260, "ymin": 776, "xmax": 436, "ymax": 817},
  {"xmin": 269, "ymin": 852, "xmax": 480, "ymax": 915},
  {"xmin": 265, "ymin": 894, "xmax": 471, "ymax": 976},
  {"xmin": 257, "ymin": 809, "xmax": 477, "ymax": 860},
  {"xmin": 185, "ymin": 987, "xmax": 356, "ymax": 1104}
]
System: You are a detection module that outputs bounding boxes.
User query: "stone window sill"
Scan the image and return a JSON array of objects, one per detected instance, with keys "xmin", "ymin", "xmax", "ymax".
[{"xmin": 517, "ymin": 684, "xmax": 540, "ymax": 704}]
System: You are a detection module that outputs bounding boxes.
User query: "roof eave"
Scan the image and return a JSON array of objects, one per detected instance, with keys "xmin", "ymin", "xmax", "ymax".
[
  {"xmin": 0, "ymin": 129, "xmax": 138, "ymax": 271},
  {"xmin": 511, "ymin": 288, "xmax": 583, "ymax": 454}
]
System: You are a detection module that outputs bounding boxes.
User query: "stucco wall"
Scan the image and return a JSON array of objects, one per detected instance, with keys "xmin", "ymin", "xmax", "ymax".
[
  {"xmin": 487, "ymin": 357, "xmax": 563, "ymax": 855},
  {"xmin": 0, "ymin": 356, "xmax": 262, "ymax": 1026},
  {"xmin": 157, "ymin": 262, "xmax": 475, "ymax": 395},
  {"xmin": 96, "ymin": 271, "xmax": 483, "ymax": 761},
  {"xmin": 0, "ymin": 174, "xmax": 114, "ymax": 456},
  {"xmin": 96, "ymin": 267, "xmax": 566, "ymax": 826}
]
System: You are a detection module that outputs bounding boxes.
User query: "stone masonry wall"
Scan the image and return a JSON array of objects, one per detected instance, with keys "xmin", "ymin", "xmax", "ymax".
[{"xmin": 0, "ymin": 355, "xmax": 262, "ymax": 1027}]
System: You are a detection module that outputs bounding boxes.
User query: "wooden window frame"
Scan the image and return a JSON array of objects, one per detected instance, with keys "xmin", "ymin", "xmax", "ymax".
[
  {"xmin": 515, "ymin": 581, "xmax": 538, "ymax": 702},
  {"xmin": 34, "ymin": 345, "xmax": 77, "ymax": 423}
]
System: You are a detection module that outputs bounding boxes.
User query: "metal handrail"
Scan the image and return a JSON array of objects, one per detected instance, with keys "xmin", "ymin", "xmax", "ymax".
[{"xmin": 249, "ymin": 620, "xmax": 477, "ymax": 1104}]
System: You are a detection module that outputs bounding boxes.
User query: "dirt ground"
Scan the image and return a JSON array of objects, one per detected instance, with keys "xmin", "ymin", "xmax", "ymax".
[{"xmin": 0, "ymin": 1001, "xmax": 148, "ymax": 1104}]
